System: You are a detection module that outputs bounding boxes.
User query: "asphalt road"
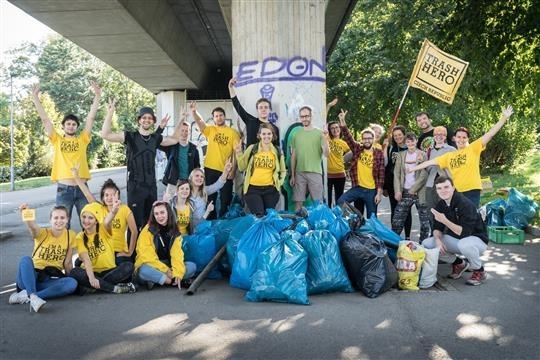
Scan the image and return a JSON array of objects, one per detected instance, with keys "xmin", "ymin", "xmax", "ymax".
[{"xmin": 0, "ymin": 168, "xmax": 539, "ymax": 360}]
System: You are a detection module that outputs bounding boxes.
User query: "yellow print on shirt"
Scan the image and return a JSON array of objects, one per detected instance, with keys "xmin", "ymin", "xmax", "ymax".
[
  {"xmin": 329, "ymin": 141, "xmax": 343, "ymax": 156},
  {"xmin": 111, "ymin": 218, "xmax": 121, "ymax": 230},
  {"xmin": 87, "ymin": 239, "xmax": 107, "ymax": 260},
  {"xmin": 359, "ymin": 152, "xmax": 373, "ymax": 167},
  {"xmin": 449, "ymin": 153, "xmax": 467, "ymax": 169},
  {"xmin": 213, "ymin": 133, "xmax": 230, "ymax": 146},
  {"xmin": 254, "ymin": 154, "xmax": 275, "ymax": 169},
  {"xmin": 60, "ymin": 139, "xmax": 80, "ymax": 153},
  {"xmin": 177, "ymin": 213, "xmax": 190, "ymax": 226},
  {"xmin": 37, "ymin": 244, "xmax": 66, "ymax": 262}
]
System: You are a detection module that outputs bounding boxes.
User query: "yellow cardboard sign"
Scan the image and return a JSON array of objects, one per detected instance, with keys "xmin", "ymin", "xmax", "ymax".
[{"xmin": 21, "ymin": 209, "xmax": 35, "ymax": 222}]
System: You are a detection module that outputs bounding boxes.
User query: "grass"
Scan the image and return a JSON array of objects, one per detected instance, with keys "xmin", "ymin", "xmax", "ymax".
[
  {"xmin": 481, "ymin": 149, "xmax": 540, "ymax": 226},
  {"xmin": 0, "ymin": 176, "xmax": 51, "ymax": 192}
]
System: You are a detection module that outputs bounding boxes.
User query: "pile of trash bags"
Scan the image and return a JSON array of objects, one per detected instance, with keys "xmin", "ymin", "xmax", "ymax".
[
  {"xmin": 483, "ymin": 188, "xmax": 539, "ymax": 229},
  {"xmin": 182, "ymin": 202, "xmax": 442, "ymax": 305}
]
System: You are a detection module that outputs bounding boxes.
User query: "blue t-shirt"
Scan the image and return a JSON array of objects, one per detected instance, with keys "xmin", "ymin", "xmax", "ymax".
[{"xmin": 177, "ymin": 144, "xmax": 189, "ymax": 180}]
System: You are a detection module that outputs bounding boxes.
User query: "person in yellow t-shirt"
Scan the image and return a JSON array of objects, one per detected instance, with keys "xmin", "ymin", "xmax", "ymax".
[
  {"xmin": 134, "ymin": 201, "xmax": 196, "ymax": 290},
  {"xmin": 9, "ymin": 204, "xmax": 78, "ymax": 313},
  {"xmin": 235, "ymin": 123, "xmax": 286, "ymax": 217},
  {"xmin": 71, "ymin": 168, "xmax": 138, "ymax": 264},
  {"xmin": 410, "ymin": 105, "xmax": 514, "ymax": 207},
  {"xmin": 327, "ymin": 121, "xmax": 351, "ymax": 207},
  {"xmin": 69, "ymin": 203, "xmax": 135, "ymax": 295},
  {"xmin": 191, "ymin": 101, "xmax": 240, "ymax": 219},
  {"xmin": 30, "ymin": 82, "xmax": 101, "ymax": 229},
  {"xmin": 170, "ymin": 180, "xmax": 192, "ymax": 235}
]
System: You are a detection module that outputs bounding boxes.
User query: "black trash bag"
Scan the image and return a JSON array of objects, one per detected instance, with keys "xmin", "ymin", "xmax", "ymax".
[{"xmin": 339, "ymin": 232, "xmax": 395, "ymax": 298}]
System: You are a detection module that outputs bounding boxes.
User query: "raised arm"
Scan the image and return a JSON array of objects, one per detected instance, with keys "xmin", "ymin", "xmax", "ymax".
[
  {"xmin": 480, "ymin": 105, "xmax": 514, "ymax": 146},
  {"xmin": 84, "ymin": 81, "xmax": 102, "ymax": 134},
  {"xmin": 326, "ymin": 98, "xmax": 338, "ymax": 114},
  {"xmin": 71, "ymin": 166, "xmax": 97, "ymax": 203},
  {"xmin": 228, "ymin": 77, "xmax": 237, "ymax": 98},
  {"xmin": 102, "ymin": 199, "xmax": 120, "ymax": 233},
  {"xmin": 321, "ymin": 129, "xmax": 330, "ymax": 157},
  {"xmin": 189, "ymin": 101, "xmax": 206, "ymax": 133},
  {"xmin": 100, "ymin": 99, "xmax": 125, "ymax": 143},
  {"xmin": 19, "ymin": 203, "xmax": 40, "ymax": 238},
  {"xmin": 30, "ymin": 84, "xmax": 54, "ymax": 137}
]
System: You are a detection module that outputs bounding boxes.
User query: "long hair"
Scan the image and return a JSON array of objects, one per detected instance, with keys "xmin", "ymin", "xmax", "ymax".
[
  {"xmin": 83, "ymin": 223, "xmax": 101, "ymax": 250},
  {"xmin": 188, "ymin": 168, "xmax": 208, "ymax": 203},
  {"xmin": 148, "ymin": 201, "xmax": 177, "ymax": 237}
]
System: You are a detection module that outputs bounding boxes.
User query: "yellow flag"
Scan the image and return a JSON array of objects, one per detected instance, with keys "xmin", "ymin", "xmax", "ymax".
[{"xmin": 409, "ymin": 39, "xmax": 469, "ymax": 104}]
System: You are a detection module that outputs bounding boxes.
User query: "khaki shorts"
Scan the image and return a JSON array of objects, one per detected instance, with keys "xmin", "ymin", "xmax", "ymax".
[{"xmin": 293, "ymin": 172, "xmax": 323, "ymax": 202}]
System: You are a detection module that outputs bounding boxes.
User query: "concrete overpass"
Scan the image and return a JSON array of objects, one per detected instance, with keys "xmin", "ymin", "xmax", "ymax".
[{"xmin": 8, "ymin": 0, "xmax": 357, "ymax": 98}]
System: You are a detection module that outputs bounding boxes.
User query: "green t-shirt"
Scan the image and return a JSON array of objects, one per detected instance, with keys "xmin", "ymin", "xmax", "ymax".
[{"xmin": 291, "ymin": 128, "xmax": 324, "ymax": 174}]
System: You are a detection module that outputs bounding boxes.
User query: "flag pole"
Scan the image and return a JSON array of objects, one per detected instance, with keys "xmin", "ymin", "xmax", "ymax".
[{"xmin": 385, "ymin": 84, "xmax": 410, "ymax": 141}]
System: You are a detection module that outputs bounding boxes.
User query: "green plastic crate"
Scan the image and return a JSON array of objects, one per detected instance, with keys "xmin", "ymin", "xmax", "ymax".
[{"xmin": 488, "ymin": 226, "xmax": 525, "ymax": 245}]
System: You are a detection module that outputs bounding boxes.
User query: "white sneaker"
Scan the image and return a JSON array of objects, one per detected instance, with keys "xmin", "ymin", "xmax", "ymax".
[
  {"xmin": 29, "ymin": 294, "xmax": 46, "ymax": 313},
  {"xmin": 8, "ymin": 290, "xmax": 29, "ymax": 304}
]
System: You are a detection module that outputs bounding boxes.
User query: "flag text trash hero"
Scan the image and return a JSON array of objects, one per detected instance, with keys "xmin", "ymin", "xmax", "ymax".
[{"xmin": 409, "ymin": 39, "xmax": 469, "ymax": 104}]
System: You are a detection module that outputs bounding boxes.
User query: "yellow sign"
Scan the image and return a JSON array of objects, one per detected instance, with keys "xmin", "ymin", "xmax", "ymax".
[
  {"xmin": 409, "ymin": 39, "xmax": 469, "ymax": 104},
  {"xmin": 21, "ymin": 209, "xmax": 35, "ymax": 222}
]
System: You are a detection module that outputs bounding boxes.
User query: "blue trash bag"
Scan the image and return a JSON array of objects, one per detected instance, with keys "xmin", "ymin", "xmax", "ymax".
[
  {"xmin": 182, "ymin": 221, "xmax": 221, "ymax": 279},
  {"xmin": 214, "ymin": 215, "xmax": 256, "ymax": 249},
  {"xmin": 226, "ymin": 215, "xmax": 258, "ymax": 270},
  {"xmin": 358, "ymin": 215, "xmax": 400, "ymax": 262},
  {"xmin": 223, "ymin": 202, "xmax": 246, "ymax": 219},
  {"xmin": 339, "ymin": 232, "xmax": 397, "ymax": 298},
  {"xmin": 504, "ymin": 188, "xmax": 540, "ymax": 229},
  {"xmin": 295, "ymin": 219, "xmax": 311, "ymax": 234},
  {"xmin": 330, "ymin": 206, "xmax": 351, "ymax": 243},
  {"xmin": 245, "ymin": 230, "xmax": 309, "ymax": 305},
  {"xmin": 485, "ymin": 198, "xmax": 507, "ymax": 226},
  {"xmin": 230, "ymin": 211, "xmax": 290, "ymax": 290},
  {"xmin": 299, "ymin": 226, "xmax": 354, "ymax": 295},
  {"xmin": 306, "ymin": 202, "xmax": 336, "ymax": 229}
]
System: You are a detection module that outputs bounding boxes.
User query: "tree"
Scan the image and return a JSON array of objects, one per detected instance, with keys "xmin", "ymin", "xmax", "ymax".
[{"xmin": 327, "ymin": 0, "xmax": 539, "ymax": 170}]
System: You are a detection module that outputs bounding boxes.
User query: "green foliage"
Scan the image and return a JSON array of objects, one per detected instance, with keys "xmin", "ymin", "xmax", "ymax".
[{"xmin": 327, "ymin": 0, "xmax": 539, "ymax": 169}]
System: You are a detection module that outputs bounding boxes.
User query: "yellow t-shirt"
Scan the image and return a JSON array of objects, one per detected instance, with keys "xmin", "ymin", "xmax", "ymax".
[
  {"xmin": 108, "ymin": 204, "xmax": 133, "ymax": 253},
  {"xmin": 435, "ymin": 138, "xmax": 485, "ymax": 192},
  {"xmin": 202, "ymin": 126, "xmax": 240, "ymax": 171},
  {"xmin": 176, "ymin": 205, "xmax": 191, "ymax": 235},
  {"xmin": 328, "ymin": 138, "xmax": 350, "ymax": 175},
  {"xmin": 76, "ymin": 226, "xmax": 116, "ymax": 273},
  {"xmin": 356, "ymin": 150, "xmax": 375, "ymax": 189},
  {"xmin": 32, "ymin": 228, "xmax": 76, "ymax": 270},
  {"xmin": 49, "ymin": 130, "xmax": 91, "ymax": 181},
  {"xmin": 250, "ymin": 151, "xmax": 275, "ymax": 186}
]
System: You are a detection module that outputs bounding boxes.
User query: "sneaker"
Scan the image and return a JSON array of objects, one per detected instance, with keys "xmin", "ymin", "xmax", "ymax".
[
  {"xmin": 180, "ymin": 278, "xmax": 193, "ymax": 289},
  {"xmin": 8, "ymin": 290, "xmax": 29, "ymax": 304},
  {"xmin": 146, "ymin": 281, "xmax": 155, "ymax": 291},
  {"xmin": 29, "ymin": 294, "xmax": 46, "ymax": 313},
  {"xmin": 114, "ymin": 282, "xmax": 137, "ymax": 294},
  {"xmin": 466, "ymin": 270, "xmax": 487, "ymax": 286},
  {"xmin": 447, "ymin": 260, "xmax": 470, "ymax": 279}
]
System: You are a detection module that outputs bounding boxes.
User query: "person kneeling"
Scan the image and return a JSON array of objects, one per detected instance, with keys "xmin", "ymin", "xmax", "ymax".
[
  {"xmin": 134, "ymin": 201, "xmax": 196, "ymax": 290},
  {"xmin": 422, "ymin": 176, "xmax": 489, "ymax": 286}
]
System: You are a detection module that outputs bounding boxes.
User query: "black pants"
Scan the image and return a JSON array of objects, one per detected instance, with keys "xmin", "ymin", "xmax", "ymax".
[
  {"xmin": 205, "ymin": 168, "xmax": 233, "ymax": 219},
  {"xmin": 327, "ymin": 176, "xmax": 345, "ymax": 208},
  {"xmin": 127, "ymin": 181, "xmax": 157, "ymax": 230},
  {"xmin": 244, "ymin": 185, "xmax": 280, "ymax": 217},
  {"xmin": 69, "ymin": 262, "xmax": 133, "ymax": 293},
  {"xmin": 387, "ymin": 185, "xmax": 412, "ymax": 238}
]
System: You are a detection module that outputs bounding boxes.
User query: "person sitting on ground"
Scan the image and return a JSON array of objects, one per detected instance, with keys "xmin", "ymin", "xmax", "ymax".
[
  {"xmin": 134, "ymin": 201, "xmax": 196, "ymax": 290},
  {"xmin": 69, "ymin": 203, "xmax": 136, "ymax": 294},
  {"xmin": 391, "ymin": 132, "xmax": 431, "ymax": 242},
  {"xmin": 234, "ymin": 123, "xmax": 286, "ymax": 217},
  {"xmin": 188, "ymin": 162, "xmax": 232, "ymax": 232},
  {"xmin": 71, "ymin": 167, "xmax": 138, "ymax": 264},
  {"xmin": 170, "ymin": 180, "xmax": 192, "ymax": 235},
  {"xmin": 9, "ymin": 204, "xmax": 78, "ymax": 313},
  {"xmin": 422, "ymin": 176, "xmax": 489, "ymax": 286}
]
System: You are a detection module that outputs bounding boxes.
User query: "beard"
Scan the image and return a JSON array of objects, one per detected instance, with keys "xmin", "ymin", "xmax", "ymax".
[{"xmin": 363, "ymin": 143, "xmax": 372, "ymax": 150}]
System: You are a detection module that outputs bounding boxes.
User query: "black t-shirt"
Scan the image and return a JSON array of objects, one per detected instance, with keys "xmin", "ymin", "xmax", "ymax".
[
  {"xmin": 231, "ymin": 96, "xmax": 280, "ymax": 147},
  {"xmin": 417, "ymin": 127, "xmax": 455, "ymax": 151},
  {"xmin": 124, "ymin": 131, "xmax": 163, "ymax": 184}
]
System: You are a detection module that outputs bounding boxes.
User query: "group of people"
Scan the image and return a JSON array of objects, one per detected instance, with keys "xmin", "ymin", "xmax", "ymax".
[{"xmin": 9, "ymin": 80, "xmax": 514, "ymax": 312}]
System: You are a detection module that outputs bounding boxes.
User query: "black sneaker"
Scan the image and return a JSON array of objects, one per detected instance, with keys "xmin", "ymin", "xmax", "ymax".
[
  {"xmin": 180, "ymin": 278, "xmax": 193, "ymax": 289},
  {"xmin": 146, "ymin": 281, "xmax": 155, "ymax": 291},
  {"xmin": 114, "ymin": 282, "xmax": 137, "ymax": 294}
]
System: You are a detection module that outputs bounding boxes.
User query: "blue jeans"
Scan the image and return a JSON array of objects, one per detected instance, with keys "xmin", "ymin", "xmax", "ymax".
[
  {"xmin": 462, "ymin": 189, "xmax": 481, "ymax": 208},
  {"xmin": 16, "ymin": 256, "xmax": 77, "ymax": 300},
  {"xmin": 337, "ymin": 186, "xmax": 377, "ymax": 218},
  {"xmin": 56, "ymin": 183, "xmax": 88, "ymax": 229},
  {"xmin": 136, "ymin": 262, "xmax": 197, "ymax": 285}
]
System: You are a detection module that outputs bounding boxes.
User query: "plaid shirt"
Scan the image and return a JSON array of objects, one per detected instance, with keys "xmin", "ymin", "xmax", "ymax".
[{"xmin": 341, "ymin": 125, "xmax": 385, "ymax": 189}]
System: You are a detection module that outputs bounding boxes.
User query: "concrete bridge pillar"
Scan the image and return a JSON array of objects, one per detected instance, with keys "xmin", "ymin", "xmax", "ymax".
[{"xmin": 230, "ymin": 0, "xmax": 327, "ymax": 141}]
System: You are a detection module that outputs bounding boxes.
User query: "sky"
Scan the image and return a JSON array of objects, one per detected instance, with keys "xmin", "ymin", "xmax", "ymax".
[{"xmin": 1, "ymin": 0, "xmax": 55, "ymax": 63}]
